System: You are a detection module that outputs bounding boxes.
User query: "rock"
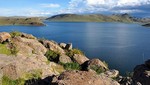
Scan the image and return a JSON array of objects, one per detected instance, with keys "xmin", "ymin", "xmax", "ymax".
[
  {"xmin": 59, "ymin": 43, "xmax": 66, "ymax": 49},
  {"xmin": 59, "ymin": 55, "xmax": 72, "ymax": 63},
  {"xmin": 72, "ymin": 54, "xmax": 89, "ymax": 65},
  {"xmin": 21, "ymin": 33, "xmax": 36, "ymax": 39},
  {"xmin": 87, "ymin": 59, "xmax": 108, "ymax": 71},
  {"xmin": 51, "ymin": 71, "xmax": 120, "ymax": 85},
  {"xmin": 0, "ymin": 70, "xmax": 3, "ymax": 85},
  {"xmin": 133, "ymin": 60, "xmax": 150, "ymax": 85},
  {"xmin": 145, "ymin": 59, "xmax": 150, "ymax": 68},
  {"xmin": 40, "ymin": 40, "xmax": 65, "ymax": 54},
  {"xmin": 0, "ymin": 32, "xmax": 11, "ymax": 43},
  {"xmin": 104, "ymin": 69, "xmax": 119, "ymax": 78},
  {"xmin": 65, "ymin": 43, "xmax": 72, "ymax": 50}
]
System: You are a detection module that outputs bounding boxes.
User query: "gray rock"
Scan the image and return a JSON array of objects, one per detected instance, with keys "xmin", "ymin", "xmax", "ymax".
[
  {"xmin": 59, "ymin": 43, "xmax": 66, "ymax": 49},
  {"xmin": 59, "ymin": 55, "xmax": 72, "ymax": 63},
  {"xmin": 73, "ymin": 54, "xmax": 89, "ymax": 65},
  {"xmin": 0, "ymin": 32, "xmax": 11, "ymax": 43},
  {"xmin": 104, "ymin": 69, "xmax": 119, "ymax": 78},
  {"xmin": 65, "ymin": 43, "xmax": 72, "ymax": 50},
  {"xmin": 0, "ymin": 70, "xmax": 3, "ymax": 85}
]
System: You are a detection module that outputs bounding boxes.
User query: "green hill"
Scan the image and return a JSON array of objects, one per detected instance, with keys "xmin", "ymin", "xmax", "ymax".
[
  {"xmin": 46, "ymin": 13, "xmax": 134, "ymax": 23},
  {"xmin": 0, "ymin": 17, "xmax": 45, "ymax": 26}
]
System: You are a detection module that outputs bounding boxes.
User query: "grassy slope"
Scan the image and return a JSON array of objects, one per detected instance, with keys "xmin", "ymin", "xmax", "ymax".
[
  {"xmin": 47, "ymin": 14, "xmax": 134, "ymax": 23},
  {"xmin": 0, "ymin": 17, "xmax": 45, "ymax": 26}
]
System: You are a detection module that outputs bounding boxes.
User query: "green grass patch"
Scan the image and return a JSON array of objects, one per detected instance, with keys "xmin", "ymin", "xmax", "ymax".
[
  {"xmin": 66, "ymin": 48, "xmax": 84, "ymax": 57},
  {"xmin": 10, "ymin": 31, "xmax": 21, "ymax": 38},
  {"xmin": 90, "ymin": 65, "xmax": 105, "ymax": 74},
  {"xmin": 60, "ymin": 62, "xmax": 81, "ymax": 70},
  {"xmin": 2, "ymin": 76, "xmax": 25, "ymax": 85},
  {"xmin": 0, "ymin": 44, "xmax": 11, "ymax": 55},
  {"xmin": 45, "ymin": 50, "xmax": 60, "ymax": 62}
]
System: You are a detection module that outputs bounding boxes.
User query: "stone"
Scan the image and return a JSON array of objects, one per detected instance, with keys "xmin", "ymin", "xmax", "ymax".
[
  {"xmin": 87, "ymin": 59, "xmax": 108, "ymax": 70},
  {"xmin": 51, "ymin": 71, "xmax": 120, "ymax": 85},
  {"xmin": 72, "ymin": 54, "xmax": 89, "ymax": 65},
  {"xmin": 21, "ymin": 33, "xmax": 36, "ymax": 39},
  {"xmin": 40, "ymin": 40, "xmax": 65, "ymax": 54},
  {"xmin": 65, "ymin": 43, "xmax": 72, "ymax": 50},
  {"xmin": 59, "ymin": 43, "xmax": 66, "ymax": 49},
  {"xmin": 0, "ymin": 32, "xmax": 11, "ymax": 43},
  {"xmin": 59, "ymin": 55, "xmax": 72, "ymax": 63},
  {"xmin": 104, "ymin": 69, "xmax": 119, "ymax": 78},
  {"xmin": 145, "ymin": 59, "xmax": 150, "ymax": 68},
  {"xmin": 0, "ymin": 70, "xmax": 3, "ymax": 85},
  {"xmin": 133, "ymin": 62, "xmax": 150, "ymax": 85}
]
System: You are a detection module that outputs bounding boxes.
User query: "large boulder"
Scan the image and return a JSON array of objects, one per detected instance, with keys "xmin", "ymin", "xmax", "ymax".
[
  {"xmin": 72, "ymin": 54, "xmax": 89, "ymax": 65},
  {"xmin": 133, "ymin": 59, "xmax": 150, "ymax": 85},
  {"xmin": 40, "ymin": 40, "xmax": 65, "ymax": 54},
  {"xmin": 59, "ymin": 43, "xmax": 66, "ymax": 49},
  {"xmin": 65, "ymin": 43, "xmax": 72, "ymax": 50},
  {"xmin": 86, "ymin": 59, "xmax": 108, "ymax": 71},
  {"xmin": 59, "ymin": 55, "xmax": 72, "ymax": 63},
  {"xmin": 0, "ymin": 32, "xmax": 11, "ymax": 43},
  {"xmin": 21, "ymin": 33, "xmax": 36, "ymax": 39},
  {"xmin": 51, "ymin": 71, "xmax": 120, "ymax": 85}
]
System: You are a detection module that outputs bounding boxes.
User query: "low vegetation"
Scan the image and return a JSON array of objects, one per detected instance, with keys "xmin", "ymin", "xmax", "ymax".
[
  {"xmin": 2, "ymin": 76, "xmax": 25, "ymax": 85},
  {"xmin": 66, "ymin": 48, "xmax": 84, "ymax": 57},
  {"xmin": 45, "ymin": 50, "xmax": 60, "ymax": 62},
  {"xmin": 60, "ymin": 62, "xmax": 81, "ymax": 70},
  {"xmin": 0, "ymin": 44, "xmax": 11, "ymax": 55},
  {"xmin": 10, "ymin": 31, "xmax": 22, "ymax": 38},
  {"xmin": 90, "ymin": 65, "xmax": 105, "ymax": 74}
]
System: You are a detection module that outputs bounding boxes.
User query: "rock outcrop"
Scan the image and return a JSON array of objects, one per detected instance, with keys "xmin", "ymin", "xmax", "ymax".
[
  {"xmin": 133, "ymin": 59, "xmax": 150, "ymax": 85},
  {"xmin": 72, "ymin": 54, "xmax": 89, "ymax": 65},
  {"xmin": 0, "ymin": 32, "xmax": 11, "ymax": 43},
  {"xmin": 51, "ymin": 71, "xmax": 120, "ymax": 85}
]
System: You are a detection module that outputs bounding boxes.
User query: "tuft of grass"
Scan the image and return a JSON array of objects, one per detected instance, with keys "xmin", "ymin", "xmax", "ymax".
[
  {"xmin": 2, "ymin": 76, "xmax": 25, "ymax": 85},
  {"xmin": 103, "ymin": 61, "xmax": 109, "ymax": 68},
  {"xmin": 10, "ymin": 31, "xmax": 21, "ymax": 38},
  {"xmin": 60, "ymin": 62, "xmax": 81, "ymax": 70},
  {"xmin": 22, "ymin": 69, "xmax": 42, "ymax": 80},
  {"xmin": 66, "ymin": 48, "xmax": 84, "ymax": 57},
  {"xmin": 90, "ymin": 65, "xmax": 105, "ymax": 74},
  {"xmin": 45, "ymin": 50, "xmax": 60, "ymax": 62},
  {"xmin": 0, "ymin": 44, "xmax": 11, "ymax": 55}
]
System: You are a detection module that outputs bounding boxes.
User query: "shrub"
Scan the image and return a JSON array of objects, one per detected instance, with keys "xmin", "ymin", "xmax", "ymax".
[
  {"xmin": 45, "ymin": 50, "xmax": 60, "ymax": 62},
  {"xmin": 90, "ymin": 65, "xmax": 105, "ymax": 74},
  {"xmin": 2, "ymin": 76, "xmax": 25, "ymax": 85},
  {"xmin": 66, "ymin": 48, "xmax": 84, "ymax": 57},
  {"xmin": 103, "ymin": 61, "xmax": 109, "ymax": 68},
  {"xmin": 10, "ymin": 31, "xmax": 21, "ymax": 38},
  {"xmin": 60, "ymin": 62, "xmax": 81, "ymax": 70}
]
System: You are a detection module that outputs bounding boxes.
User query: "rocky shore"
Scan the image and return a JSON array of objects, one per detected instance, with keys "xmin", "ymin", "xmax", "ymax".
[{"xmin": 0, "ymin": 32, "xmax": 149, "ymax": 85}]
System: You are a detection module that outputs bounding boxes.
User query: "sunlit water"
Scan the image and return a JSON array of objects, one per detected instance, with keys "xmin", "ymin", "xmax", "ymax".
[{"xmin": 0, "ymin": 22, "xmax": 150, "ymax": 75}]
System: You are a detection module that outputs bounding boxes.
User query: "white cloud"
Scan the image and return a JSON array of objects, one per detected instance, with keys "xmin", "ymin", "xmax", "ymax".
[
  {"xmin": 40, "ymin": 3, "xmax": 60, "ymax": 8},
  {"xmin": 67, "ymin": 0, "xmax": 150, "ymax": 14}
]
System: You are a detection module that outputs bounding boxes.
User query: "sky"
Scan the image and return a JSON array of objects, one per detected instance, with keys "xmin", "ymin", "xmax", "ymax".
[{"xmin": 0, "ymin": 0, "xmax": 150, "ymax": 17}]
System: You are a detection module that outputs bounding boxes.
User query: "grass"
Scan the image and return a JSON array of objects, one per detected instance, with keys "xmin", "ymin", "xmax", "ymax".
[
  {"xmin": 2, "ymin": 76, "xmax": 25, "ymax": 85},
  {"xmin": 90, "ymin": 65, "xmax": 105, "ymax": 74},
  {"xmin": 10, "ymin": 31, "xmax": 21, "ymax": 38},
  {"xmin": 60, "ymin": 62, "xmax": 81, "ymax": 70},
  {"xmin": 66, "ymin": 48, "xmax": 84, "ymax": 57},
  {"xmin": 45, "ymin": 50, "xmax": 60, "ymax": 62},
  {"xmin": 0, "ymin": 44, "xmax": 11, "ymax": 55}
]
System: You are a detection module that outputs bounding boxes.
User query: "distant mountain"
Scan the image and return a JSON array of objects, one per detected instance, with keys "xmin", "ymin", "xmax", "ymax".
[{"xmin": 46, "ymin": 13, "xmax": 135, "ymax": 23}]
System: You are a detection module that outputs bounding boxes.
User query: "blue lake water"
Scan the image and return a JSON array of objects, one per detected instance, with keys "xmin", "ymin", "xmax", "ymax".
[{"xmin": 0, "ymin": 22, "xmax": 150, "ymax": 75}]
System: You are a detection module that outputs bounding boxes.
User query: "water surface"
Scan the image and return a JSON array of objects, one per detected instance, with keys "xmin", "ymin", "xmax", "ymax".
[{"xmin": 0, "ymin": 22, "xmax": 150, "ymax": 75}]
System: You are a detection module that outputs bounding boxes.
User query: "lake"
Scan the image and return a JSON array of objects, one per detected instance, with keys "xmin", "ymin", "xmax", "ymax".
[{"xmin": 0, "ymin": 22, "xmax": 150, "ymax": 75}]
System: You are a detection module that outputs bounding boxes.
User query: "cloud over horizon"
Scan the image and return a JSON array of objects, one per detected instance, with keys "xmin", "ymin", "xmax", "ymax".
[{"xmin": 0, "ymin": 0, "xmax": 149, "ymax": 17}]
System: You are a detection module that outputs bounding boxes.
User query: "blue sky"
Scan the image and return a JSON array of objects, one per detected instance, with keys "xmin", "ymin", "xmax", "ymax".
[{"xmin": 0, "ymin": 0, "xmax": 150, "ymax": 17}]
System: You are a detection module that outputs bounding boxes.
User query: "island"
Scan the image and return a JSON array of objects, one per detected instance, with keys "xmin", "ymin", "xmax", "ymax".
[{"xmin": 0, "ymin": 17, "xmax": 45, "ymax": 26}]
